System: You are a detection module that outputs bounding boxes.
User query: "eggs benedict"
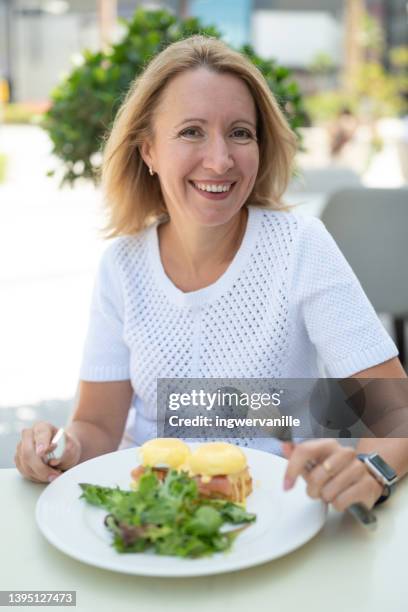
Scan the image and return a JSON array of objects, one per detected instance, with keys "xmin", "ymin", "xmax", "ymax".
[
  {"xmin": 130, "ymin": 439, "xmax": 253, "ymax": 503},
  {"xmin": 130, "ymin": 438, "xmax": 190, "ymax": 486},
  {"xmin": 187, "ymin": 442, "xmax": 253, "ymax": 503}
]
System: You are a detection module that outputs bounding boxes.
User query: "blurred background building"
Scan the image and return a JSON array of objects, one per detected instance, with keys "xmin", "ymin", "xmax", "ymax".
[{"xmin": 1, "ymin": 0, "xmax": 407, "ymax": 102}]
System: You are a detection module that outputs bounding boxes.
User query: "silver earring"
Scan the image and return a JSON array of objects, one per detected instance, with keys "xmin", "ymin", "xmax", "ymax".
[{"xmin": 149, "ymin": 166, "xmax": 154, "ymax": 176}]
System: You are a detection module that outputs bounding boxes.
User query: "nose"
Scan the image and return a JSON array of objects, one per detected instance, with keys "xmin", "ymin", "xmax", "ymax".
[{"xmin": 202, "ymin": 135, "xmax": 234, "ymax": 175}]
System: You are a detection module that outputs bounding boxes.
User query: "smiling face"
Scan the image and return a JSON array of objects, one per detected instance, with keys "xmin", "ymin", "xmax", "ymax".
[{"xmin": 141, "ymin": 67, "xmax": 260, "ymax": 227}]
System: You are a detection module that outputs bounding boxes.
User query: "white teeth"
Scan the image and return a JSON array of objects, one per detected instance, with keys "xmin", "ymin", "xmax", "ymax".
[{"xmin": 193, "ymin": 182, "xmax": 233, "ymax": 193}]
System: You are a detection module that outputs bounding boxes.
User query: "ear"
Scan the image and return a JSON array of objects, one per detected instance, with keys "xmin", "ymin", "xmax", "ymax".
[{"xmin": 139, "ymin": 139, "xmax": 154, "ymax": 171}]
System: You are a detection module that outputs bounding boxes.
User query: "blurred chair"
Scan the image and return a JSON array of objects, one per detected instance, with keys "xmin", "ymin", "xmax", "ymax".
[
  {"xmin": 288, "ymin": 166, "xmax": 361, "ymax": 195},
  {"xmin": 321, "ymin": 187, "xmax": 408, "ymax": 366}
]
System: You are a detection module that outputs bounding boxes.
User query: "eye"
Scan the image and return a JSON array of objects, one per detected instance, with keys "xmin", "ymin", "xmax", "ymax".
[
  {"xmin": 179, "ymin": 127, "xmax": 202, "ymax": 138},
  {"xmin": 177, "ymin": 126, "xmax": 256, "ymax": 141},
  {"xmin": 231, "ymin": 128, "xmax": 255, "ymax": 140}
]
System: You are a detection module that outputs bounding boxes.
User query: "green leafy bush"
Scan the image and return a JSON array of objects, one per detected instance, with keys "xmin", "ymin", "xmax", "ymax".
[
  {"xmin": 305, "ymin": 60, "xmax": 408, "ymax": 125},
  {"xmin": 304, "ymin": 91, "xmax": 358, "ymax": 123},
  {"xmin": 43, "ymin": 8, "xmax": 307, "ymax": 186}
]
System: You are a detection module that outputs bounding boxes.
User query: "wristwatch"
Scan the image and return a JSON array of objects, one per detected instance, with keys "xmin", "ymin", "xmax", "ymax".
[{"xmin": 357, "ymin": 452, "xmax": 398, "ymax": 505}]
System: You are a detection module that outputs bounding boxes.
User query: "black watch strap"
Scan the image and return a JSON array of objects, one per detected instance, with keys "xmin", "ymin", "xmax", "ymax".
[
  {"xmin": 374, "ymin": 489, "xmax": 391, "ymax": 506},
  {"xmin": 357, "ymin": 453, "xmax": 397, "ymax": 505}
]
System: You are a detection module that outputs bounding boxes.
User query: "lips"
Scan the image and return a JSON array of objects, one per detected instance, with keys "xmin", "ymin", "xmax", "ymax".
[{"xmin": 189, "ymin": 180, "xmax": 237, "ymax": 200}]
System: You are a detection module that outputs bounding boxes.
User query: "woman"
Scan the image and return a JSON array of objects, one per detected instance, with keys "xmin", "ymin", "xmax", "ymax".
[{"xmin": 15, "ymin": 36, "xmax": 407, "ymax": 513}]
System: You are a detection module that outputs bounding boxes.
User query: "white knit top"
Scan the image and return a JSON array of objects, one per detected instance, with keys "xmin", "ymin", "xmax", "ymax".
[{"xmin": 79, "ymin": 206, "xmax": 397, "ymax": 453}]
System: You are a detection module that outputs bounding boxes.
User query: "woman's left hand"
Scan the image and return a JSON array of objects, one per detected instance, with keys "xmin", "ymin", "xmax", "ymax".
[{"xmin": 282, "ymin": 439, "xmax": 384, "ymax": 511}]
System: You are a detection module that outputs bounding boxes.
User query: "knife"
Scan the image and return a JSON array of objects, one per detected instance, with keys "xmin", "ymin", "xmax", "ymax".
[{"xmin": 281, "ymin": 433, "xmax": 377, "ymax": 531}]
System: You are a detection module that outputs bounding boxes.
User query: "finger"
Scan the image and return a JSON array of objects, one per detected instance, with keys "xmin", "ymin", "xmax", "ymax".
[
  {"xmin": 281, "ymin": 441, "xmax": 295, "ymax": 459},
  {"xmin": 14, "ymin": 445, "xmax": 23, "ymax": 473},
  {"xmin": 330, "ymin": 474, "xmax": 384, "ymax": 512},
  {"xmin": 32, "ymin": 421, "xmax": 58, "ymax": 457},
  {"xmin": 16, "ymin": 445, "xmax": 54, "ymax": 483},
  {"xmin": 21, "ymin": 429, "xmax": 62, "ymax": 482},
  {"xmin": 26, "ymin": 460, "xmax": 62, "ymax": 483},
  {"xmin": 306, "ymin": 448, "xmax": 356, "ymax": 499},
  {"xmin": 15, "ymin": 438, "xmax": 39, "ymax": 482},
  {"xmin": 283, "ymin": 439, "xmax": 339, "ymax": 489},
  {"xmin": 48, "ymin": 433, "xmax": 81, "ymax": 472},
  {"xmin": 320, "ymin": 459, "xmax": 376, "ymax": 505},
  {"xmin": 23, "ymin": 463, "xmax": 55, "ymax": 484},
  {"xmin": 281, "ymin": 443, "xmax": 317, "ymax": 476},
  {"xmin": 20, "ymin": 428, "xmax": 62, "ymax": 483}
]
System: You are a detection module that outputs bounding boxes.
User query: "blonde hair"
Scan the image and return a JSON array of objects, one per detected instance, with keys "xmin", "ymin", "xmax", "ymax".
[{"xmin": 102, "ymin": 35, "xmax": 298, "ymax": 237}]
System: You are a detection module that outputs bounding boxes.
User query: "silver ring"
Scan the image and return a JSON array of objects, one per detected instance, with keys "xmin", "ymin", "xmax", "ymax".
[{"xmin": 304, "ymin": 459, "xmax": 318, "ymax": 473}]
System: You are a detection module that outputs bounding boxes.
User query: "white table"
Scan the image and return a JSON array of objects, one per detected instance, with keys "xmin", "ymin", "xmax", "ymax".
[{"xmin": 1, "ymin": 468, "xmax": 407, "ymax": 612}]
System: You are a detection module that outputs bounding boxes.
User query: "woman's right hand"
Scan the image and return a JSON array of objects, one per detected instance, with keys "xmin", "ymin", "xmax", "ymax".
[{"xmin": 14, "ymin": 421, "xmax": 82, "ymax": 483}]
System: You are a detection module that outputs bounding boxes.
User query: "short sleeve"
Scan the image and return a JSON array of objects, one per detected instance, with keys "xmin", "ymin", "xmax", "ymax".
[
  {"xmin": 294, "ymin": 217, "xmax": 398, "ymax": 377},
  {"xmin": 79, "ymin": 242, "xmax": 130, "ymax": 381}
]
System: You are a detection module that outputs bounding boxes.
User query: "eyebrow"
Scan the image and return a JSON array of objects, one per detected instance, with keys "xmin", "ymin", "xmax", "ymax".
[{"xmin": 175, "ymin": 118, "xmax": 256, "ymax": 129}]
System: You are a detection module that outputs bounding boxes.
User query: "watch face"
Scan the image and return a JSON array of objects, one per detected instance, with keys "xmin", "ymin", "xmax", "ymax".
[{"xmin": 370, "ymin": 454, "xmax": 397, "ymax": 480}]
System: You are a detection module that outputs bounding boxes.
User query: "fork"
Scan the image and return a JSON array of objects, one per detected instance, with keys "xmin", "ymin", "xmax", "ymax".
[
  {"xmin": 43, "ymin": 428, "xmax": 66, "ymax": 464},
  {"xmin": 279, "ymin": 428, "xmax": 377, "ymax": 530}
]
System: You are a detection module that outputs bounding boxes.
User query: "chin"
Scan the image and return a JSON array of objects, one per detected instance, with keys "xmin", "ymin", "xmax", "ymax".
[{"xmin": 190, "ymin": 204, "xmax": 244, "ymax": 228}]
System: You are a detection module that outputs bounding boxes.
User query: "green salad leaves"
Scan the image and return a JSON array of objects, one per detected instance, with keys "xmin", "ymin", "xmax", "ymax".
[{"xmin": 79, "ymin": 469, "xmax": 256, "ymax": 558}]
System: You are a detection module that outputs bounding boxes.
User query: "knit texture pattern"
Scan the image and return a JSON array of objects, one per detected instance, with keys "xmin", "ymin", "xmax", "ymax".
[{"xmin": 80, "ymin": 206, "xmax": 397, "ymax": 449}]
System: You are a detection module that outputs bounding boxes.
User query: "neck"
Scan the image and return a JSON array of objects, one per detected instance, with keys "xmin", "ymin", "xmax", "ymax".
[{"xmin": 159, "ymin": 207, "xmax": 248, "ymax": 278}]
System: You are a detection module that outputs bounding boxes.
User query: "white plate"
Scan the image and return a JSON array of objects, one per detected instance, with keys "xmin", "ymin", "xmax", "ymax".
[{"xmin": 36, "ymin": 446, "xmax": 327, "ymax": 577}]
